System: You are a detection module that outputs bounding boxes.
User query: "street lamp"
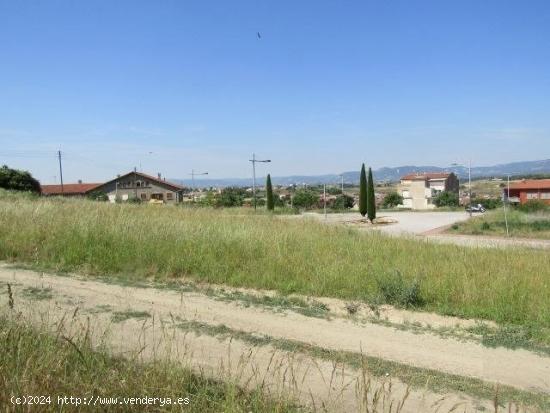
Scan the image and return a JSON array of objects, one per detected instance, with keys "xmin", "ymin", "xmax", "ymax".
[
  {"xmin": 249, "ymin": 153, "xmax": 271, "ymax": 210},
  {"xmin": 338, "ymin": 174, "xmax": 344, "ymax": 194},
  {"xmin": 451, "ymin": 160, "xmax": 472, "ymax": 217},
  {"xmin": 189, "ymin": 170, "xmax": 208, "ymax": 201}
]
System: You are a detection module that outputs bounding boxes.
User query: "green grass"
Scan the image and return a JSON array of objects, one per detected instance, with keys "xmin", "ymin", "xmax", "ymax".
[
  {"xmin": 450, "ymin": 209, "xmax": 550, "ymax": 239},
  {"xmin": 0, "ymin": 191, "xmax": 549, "ymax": 343},
  {"xmin": 111, "ymin": 309, "xmax": 151, "ymax": 323},
  {"xmin": 0, "ymin": 315, "xmax": 301, "ymax": 412}
]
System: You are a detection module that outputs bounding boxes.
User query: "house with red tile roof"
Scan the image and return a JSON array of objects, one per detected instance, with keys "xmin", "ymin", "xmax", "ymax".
[
  {"xmin": 399, "ymin": 172, "xmax": 459, "ymax": 209},
  {"xmin": 504, "ymin": 179, "xmax": 550, "ymax": 205},
  {"xmin": 92, "ymin": 171, "xmax": 185, "ymax": 203}
]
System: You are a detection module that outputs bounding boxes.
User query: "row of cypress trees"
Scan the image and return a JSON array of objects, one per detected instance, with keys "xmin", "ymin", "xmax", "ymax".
[{"xmin": 359, "ymin": 163, "xmax": 376, "ymax": 221}]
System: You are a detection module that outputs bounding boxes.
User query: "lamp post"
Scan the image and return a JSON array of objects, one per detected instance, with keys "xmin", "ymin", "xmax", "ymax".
[
  {"xmin": 189, "ymin": 170, "xmax": 208, "ymax": 201},
  {"xmin": 451, "ymin": 161, "xmax": 472, "ymax": 217},
  {"xmin": 249, "ymin": 153, "xmax": 271, "ymax": 210}
]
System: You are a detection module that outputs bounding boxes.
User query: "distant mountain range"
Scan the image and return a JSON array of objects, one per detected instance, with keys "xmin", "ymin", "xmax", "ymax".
[{"xmin": 173, "ymin": 159, "xmax": 550, "ymax": 188}]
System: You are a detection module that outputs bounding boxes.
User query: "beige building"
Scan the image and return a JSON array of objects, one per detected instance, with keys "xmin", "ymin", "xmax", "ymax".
[
  {"xmin": 93, "ymin": 171, "xmax": 185, "ymax": 204},
  {"xmin": 399, "ymin": 172, "xmax": 459, "ymax": 209}
]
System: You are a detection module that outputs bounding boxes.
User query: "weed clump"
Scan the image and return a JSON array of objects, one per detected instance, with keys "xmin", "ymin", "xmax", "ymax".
[{"xmin": 376, "ymin": 271, "xmax": 424, "ymax": 308}]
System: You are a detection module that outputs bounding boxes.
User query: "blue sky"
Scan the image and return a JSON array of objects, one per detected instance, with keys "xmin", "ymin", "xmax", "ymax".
[{"xmin": 1, "ymin": 0, "xmax": 549, "ymax": 183}]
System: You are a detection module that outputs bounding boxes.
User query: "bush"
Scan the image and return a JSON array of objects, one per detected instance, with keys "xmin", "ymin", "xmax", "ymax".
[
  {"xmin": 333, "ymin": 194, "xmax": 354, "ymax": 210},
  {"xmin": 0, "ymin": 165, "xmax": 40, "ymax": 193},
  {"xmin": 382, "ymin": 192, "xmax": 403, "ymax": 208},
  {"xmin": 376, "ymin": 271, "xmax": 424, "ymax": 308},
  {"xmin": 517, "ymin": 200, "xmax": 549, "ymax": 213},
  {"xmin": 216, "ymin": 187, "xmax": 246, "ymax": 207},
  {"xmin": 88, "ymin": 191, "xmax": 109, "ymax": 202},
  {"xmin": 434, "ymin": 191, "xmax": 459, "ymax": 207},
  {"xmin": 292, "ymin": 189, "xmax": 319, "ymax": 209},
  {"xmin": 472, "ymin": 198, "xmax": 502, "ymax": 210}
]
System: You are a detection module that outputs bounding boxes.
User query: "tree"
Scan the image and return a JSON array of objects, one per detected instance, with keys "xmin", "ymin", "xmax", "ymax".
[
  {"xmin": 292, "ymin": 189, "xmax": 318, "ymax": 209},
  {"xmin": 382, "ymin": 192, "xmax": 403, "ymax": 208},
  {"xmin": 333, "ymin": 194, "xmax": 354, "ymax": 210},
  {"xmin": 367, "ymin": 167, "xmax": 376, "ymax": 221},
  {"xmin": 0, "ymin": 165, "xmax": 40, "ymax": 193},
  {"xmin": 216, "ymin": 187, "xmax": 246, "ymax": 207},
  {"xmin": 434, "ymin": 191, "xmax": 459, "ymax": 207},
  {"xmin": 266, "ymin": 174, "xmax": 274, "ymax": 211},
  {"xmin": 359, "ymin": 164, "xmax": 367, "ymax": 217}
]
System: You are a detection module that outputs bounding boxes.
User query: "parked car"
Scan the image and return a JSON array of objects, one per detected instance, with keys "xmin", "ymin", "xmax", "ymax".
[{"xmin": 465, "ymin": 203, "xmax": 486, "ymax": 213}]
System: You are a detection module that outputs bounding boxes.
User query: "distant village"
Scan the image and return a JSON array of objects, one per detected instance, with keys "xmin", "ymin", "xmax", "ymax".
[{"xmin": 40, "ymin": 169, "xmax": 550, "ymax": 210}]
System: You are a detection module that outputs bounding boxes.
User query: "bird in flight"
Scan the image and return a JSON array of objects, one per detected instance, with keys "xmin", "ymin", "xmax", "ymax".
[{"xmin": 257, "ymin": 32, "xmax": 261, "ymax": 39}]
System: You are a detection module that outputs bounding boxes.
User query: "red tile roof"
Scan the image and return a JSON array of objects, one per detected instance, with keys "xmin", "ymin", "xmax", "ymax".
[
  {"xmin": 97, "ymin": 171, "xmax": 184, "ymax": 191},
  {"xmin": 41, "ymin": 183, "xmax": 101, "ymax": 195},
  {"xmin": 508, "ymin": 179, "xmax": 550, "ymax": 190},
  {"xmin": 401, "ymin": 172, "xmax": 452, "ymax": 180}
]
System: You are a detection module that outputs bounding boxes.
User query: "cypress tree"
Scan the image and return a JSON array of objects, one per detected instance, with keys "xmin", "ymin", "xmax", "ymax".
[
  {"xmin": 367, "ymin": 167, "xmax": 376, "ymax": 222},
  {"xmin": 266, "ymin": 174, "xmax": 274, "ymax": 211},
  {"xmin": 359, "ymin": 164, "xmax": 367, "ymax": 217}
]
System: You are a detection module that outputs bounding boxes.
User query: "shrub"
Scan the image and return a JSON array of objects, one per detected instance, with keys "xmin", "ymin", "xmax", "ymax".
[
  {"xmin": 472, "ymin": 198, "xmax": 502, "ymax": 210},
  {"xmin": 376, "ymin": 271, "xmax": 424, "ymax": 308},
  {"xmin": 292, "ymin": 189, "xmax": 319, "ymax": 209},
  {"xmin": 434, "ymin": 191, "xmax": 459, "ymax": 207},
  {"xmin": 382, "ymin": 192, "xmax": 403, "ymax": 208},
  {"xmin": 333, "ymin": 194, "xmax": 354, "ymax": 210},
  {"xmin": 0, "ymin": 165, "xmax": 40, "ymax": 193},
  {"xmin": 87, "ymin": 191, "xmax": 109, "ymax": 202},
  {"xmin": 216, "ymin": 187, "xmax": 246, "ymax": 207},
  {"xmin": 517, "ymin": 200, "xmax": 549, "ymax": 213}
]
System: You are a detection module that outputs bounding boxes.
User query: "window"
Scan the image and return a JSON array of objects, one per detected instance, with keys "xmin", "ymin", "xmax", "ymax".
[
  {"xmin": 166, "ymin": 192, "xmax": 173, "ymax": 200},
  {"xmin": 526, "ymin": 192, "xmax": 539, "ymax": 199},
  {"xmin": 136, "ymin": 181, "xmax": 141, "ymax": 187},
  {"xmin": 541, "ymin": 192, "xmax": 550, "ymax": 200},
  {"xmin": 140, "ymin": 193, "xmax": 147, "ymax": 200}
]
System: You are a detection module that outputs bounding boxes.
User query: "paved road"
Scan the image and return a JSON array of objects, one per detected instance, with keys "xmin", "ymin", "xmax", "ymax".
[
  {"xmin": 302, "ymin": 211, "xmax": 471, "ymax": 236},
  {"xmin": 300, "ymin": 211, "xmax": 550, "ymax": 249}
]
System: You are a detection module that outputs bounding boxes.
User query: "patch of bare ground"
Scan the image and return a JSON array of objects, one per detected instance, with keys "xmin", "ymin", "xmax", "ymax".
[{"xmin": 1, "ymin": 265, "xmax": 549, "ymax": 412}]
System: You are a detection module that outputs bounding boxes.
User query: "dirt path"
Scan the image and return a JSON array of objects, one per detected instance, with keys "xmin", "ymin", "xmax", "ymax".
[{"xmin": 1, "ymin": 265, "xmax": 549, "ymax": 412}]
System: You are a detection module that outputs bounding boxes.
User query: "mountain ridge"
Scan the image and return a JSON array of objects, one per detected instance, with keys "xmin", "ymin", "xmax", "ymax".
[{"xmin": 173, "ymin": 159, "xmax": 550, "ymax": 187}]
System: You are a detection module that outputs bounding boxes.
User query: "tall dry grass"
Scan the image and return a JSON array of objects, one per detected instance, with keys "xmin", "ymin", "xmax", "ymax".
[{"xmin": 0, "ymin": 192, "xmax": 549, "ymax": 338}]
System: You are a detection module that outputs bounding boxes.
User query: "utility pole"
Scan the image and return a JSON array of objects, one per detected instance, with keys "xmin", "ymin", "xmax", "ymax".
[
  {"xmin": 468, "ymin": 159, "xmax": 472, "ymax": 218},
  {"xmin": 57, "ymin": 150, "xmax": 64, "ymax": 194},
  {"xmin": 249, "ymin": 153, "xmax": 271, "ymax": 210},
  {"xmin": 339, "ymin": 174, "xmax": 344, "ymax": 194}
]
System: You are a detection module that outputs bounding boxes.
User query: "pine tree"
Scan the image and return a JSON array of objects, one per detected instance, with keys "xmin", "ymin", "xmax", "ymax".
[
  {"xmin": 367, "ymin": 167, "xmax": 376, "ymax": 222},
  {"xmin": 359, "ymin": 164, "xmax": 367, "ymax": 217},
  {"xmin": 266, "ymin": 174, "xmax": 274, "ymax": 211}
]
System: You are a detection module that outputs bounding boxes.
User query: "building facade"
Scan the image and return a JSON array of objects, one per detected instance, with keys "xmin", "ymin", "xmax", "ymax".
[
  {"xmin": 399, "ymin": 172, "xmax": 459, "ymax": 210},
  {"xmin": 93, "ymin": 172, "xmax": 184, "ymax": 204},
  {"xmin": 504, "ymin": 179, "xmax": 550, "ymax": 205}
]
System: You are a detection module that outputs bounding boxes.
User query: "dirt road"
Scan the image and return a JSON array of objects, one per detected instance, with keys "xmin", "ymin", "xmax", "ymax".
[{"xmin": 1, "ymin": 265, "xmax": 548, "ymax": 412}]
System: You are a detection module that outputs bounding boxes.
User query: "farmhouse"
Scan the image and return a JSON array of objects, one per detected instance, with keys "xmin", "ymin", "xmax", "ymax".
[
  {"xmin": 504, "ymin": 179, "xmax": 550, "ymax": 205},
  {"xmin": 93, "ymin": 171, "xmax": 184, "ymax": 204},
  {"xmin": 41, "ymin": 181, "xmax": 101, "ymax": 196},
  {"xmin": 399, "ymin": 172, "xmax": 459, "ymax": 210}
]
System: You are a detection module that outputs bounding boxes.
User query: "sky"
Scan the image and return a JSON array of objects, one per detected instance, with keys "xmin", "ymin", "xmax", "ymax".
[{"xmin": 1, "ymin": 0, "xmax": 549, "ymax": 183}]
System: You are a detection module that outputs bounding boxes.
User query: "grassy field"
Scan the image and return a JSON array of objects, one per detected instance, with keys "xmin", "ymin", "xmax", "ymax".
[
  {"xmin": 449, "ymin": 209, "xmax": 550, "ymax": 239},
  {"xmin": 0, "ymin": 314, "xmax": 299, "ymax": 412},
  {"xmin": 0, "ymin": 191, "xmax": 549, "ymax": 343}
]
